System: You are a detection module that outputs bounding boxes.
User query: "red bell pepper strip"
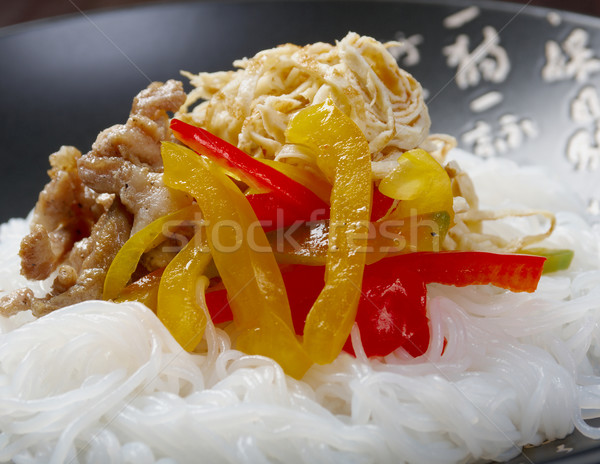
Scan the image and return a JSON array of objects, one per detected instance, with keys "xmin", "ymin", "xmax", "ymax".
[
  {"xmin": 170, "ymin": 119, "xmax": 330, "ymax": 227},
  {"xmin": 200, "ymin": 251, "xmax": 546, "ymax": 359},
  {"xmin": 371, "ymin": 187, "xmax": 396, "ymax": 222},
  {"xmin": 385, "ymin": 251, "xmax": 546, "ymax": 293},
  {"xmin": 277, "ymin": 264, "xmax": 430, "ymax": 358},
  {"xmin": 342, "ymin": 268, "xmax": 429, "ymax": 358}
]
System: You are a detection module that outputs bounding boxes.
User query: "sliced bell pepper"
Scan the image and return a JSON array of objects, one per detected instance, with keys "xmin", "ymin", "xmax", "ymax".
[
  {"xmin": 156, "ymin": 230, "xmax": 212, "ymax": 351},
  {"xmin": 378, "ymin": 251, "xmax": 546, "ymax": 293},
  {"xmin": 103, "ymin": 204, "xmax": 200, "ymax": 300},
  {"xmin": 285, "ymin": 99, "xmax": 372, "ymax": 364},
  {"xmin": 115, "ymin": 267, "xmax": 164, "ymax": 309},
  {"xmin": 379, "ymin": 149, "xmax": 454, "ymax": 225},
  {"xmin": 201, "ymin": 250, "xmax": 546, "ymax": 359},
  {"xmin": 342, "ymin": 268, "xmax": 429, "ymax": 358},
  {"xmin": 371, "ymin": 187, "xmax": 396, "ymax": 222},
  {"xmin": 258, "ymin": 158, "xmax": 332, "ymax": 204},
  {"xmin": 267, "ymin": 211, "xmax": 451, "ymax": 266},
  {"xmin": 204, "ymin": 282, "xmax": 234, "ymax": 324},
  {"xmin": 170, "ymin": 119, "xmax": 330, "ymax": 228},
  {"xmin": 275, "ymin": 264, "xmax": 429, "ymax": 358},
  {"xmin": 161, "ymin": 141, "xmax": 311, "ymax": 379},
  {"xmin": 517, "ymin": 247, "xmax": 574, "ymax": 274}
]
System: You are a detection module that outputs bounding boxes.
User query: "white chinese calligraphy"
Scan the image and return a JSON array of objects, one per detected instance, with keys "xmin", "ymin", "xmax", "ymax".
[
  {"xmin": 567, "ymin": 86, "xmax": 600, "ymax": 172},
  {"xmin": 555, "ymin": 444, "xmax": 573, "ymax": 454},
  {"xmin": 443, "ymin": 26, "xmax": 510, "ymax": 89},
  {"xmin": 542, "ymin": 28, "xmax": 600, "ymax": 82},
  {"xmin": 469, "ymin": 91, "xmax": 504, "ymax": 113},
  {"xmin": 462, "ymin": 114, "xmax": 538, "ymax": 158},
  {"xmin": 546, "ymin": 11, "xmax": 562, "ymax": 27},
  {"xmin": 387, "ymin": 32, "xmax": 423, "ymax": 67},
  {"xmin": 443, "ymin": 6, "xmax": 480, "ymax": 29},
  {"xmin": 571, "ymin": 85, "xmax": 600, "ymax": 123}
]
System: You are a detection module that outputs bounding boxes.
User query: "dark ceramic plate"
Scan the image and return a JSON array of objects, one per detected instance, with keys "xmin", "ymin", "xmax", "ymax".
[{"xmin": 1, "ymin": 1, "xmax": 600, "ymax": 462}]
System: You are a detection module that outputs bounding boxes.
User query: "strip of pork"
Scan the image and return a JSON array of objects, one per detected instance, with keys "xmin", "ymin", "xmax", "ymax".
[
  {"xmin": 6, "ymin": 80, "xmax": 189, "ymax": 317},
  {"xmin": 2, "ymin": 201, "xmax": 132, "ymax": 317},
  {"xmin": 78, "ymin": 79, "xmax": 190, "ymax": 234}
]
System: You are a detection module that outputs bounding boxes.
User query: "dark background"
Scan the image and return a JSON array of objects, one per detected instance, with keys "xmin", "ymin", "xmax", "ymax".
[
  {"xmin": 2, "ymin": 0, "xmax": 600, "ymax": 224},
  {"xmin": 1, "ymin": 0, "xmax": 599, "ymax": 28}
]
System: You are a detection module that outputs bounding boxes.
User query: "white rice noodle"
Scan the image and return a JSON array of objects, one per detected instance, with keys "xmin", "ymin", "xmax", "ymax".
[{"xmin": 0, "ymin": 150, "xmax": 599, "ymax": 463}]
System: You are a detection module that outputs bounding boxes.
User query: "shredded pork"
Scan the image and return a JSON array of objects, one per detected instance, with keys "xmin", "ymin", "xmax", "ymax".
[
  {"xmin": 78, "ymin": 79, "xmax": 190, "ymax": 234},
  {"xmin": 1, "ymin": 80, "xmax": 188, "ymax": 316}
]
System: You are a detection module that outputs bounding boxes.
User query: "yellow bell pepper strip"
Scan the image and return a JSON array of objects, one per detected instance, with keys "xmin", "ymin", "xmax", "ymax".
[
  {"xmin": 115, "ymin": 267, "xmax": 164, "ymax": 310},
  {"xmin": 157, "ymin": 230, "xmax": 212, "ymax": 351},
  {"xmin": 161, "ymin": 141, "xmax": 311, "ymax": 378},
  {"xmin": 170, "ymin": 119, "xmax": 330, "ymax": 228},
  {"xmin": 517, "ymin": 248, "xmax": 574, "ymax": 274},
  {"xmin": 379, "ymin": 148, "xmax": 455, "ymax": 225},
  {"xmin": 285, "ymin": 99, "xmax": 372, "ymax": 364},
  {"xmin": 267, "ymin": 211, "xmax": 451, "ymax": 266},
  {"xmin": 103, "ymin": 204, "xmax": 200, "ymax": 300}
]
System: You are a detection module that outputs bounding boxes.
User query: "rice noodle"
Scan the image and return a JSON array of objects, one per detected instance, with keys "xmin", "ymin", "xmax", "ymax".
[{"xmin": 0, "ymin": 149, "xmax": 598, "ymax": 463}]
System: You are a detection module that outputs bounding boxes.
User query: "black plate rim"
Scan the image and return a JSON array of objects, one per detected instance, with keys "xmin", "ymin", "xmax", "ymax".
[{"xmin": 3, "ymin": 0, "xmax": 600, "ymax": 40}]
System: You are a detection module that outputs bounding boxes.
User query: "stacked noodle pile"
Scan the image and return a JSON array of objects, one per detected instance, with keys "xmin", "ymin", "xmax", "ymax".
[{"xmin": 0, "ymin": 150, "xmax": 599, "ymax": 464}]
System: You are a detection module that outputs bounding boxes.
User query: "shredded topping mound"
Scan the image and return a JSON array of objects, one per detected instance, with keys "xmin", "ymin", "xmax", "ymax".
[{"xmin": 179, "ymin": 32, "xmax": 449, "ymax": 170}]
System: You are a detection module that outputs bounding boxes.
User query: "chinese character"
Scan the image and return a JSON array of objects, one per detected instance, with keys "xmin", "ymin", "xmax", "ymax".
[
  {"xmin": 587, "ymin": 198, "xmax": 600, "ymax": 216},
  {"xmin": 567, "ymin": 123, "xmax": 600, "ymax": 172},
  {"xmin": 542, "ymin": 28, "xmax": 600, "ymax": 82},
  {"xmin": 443, "ymin": 26, "xmax": 510, "ymax": 89},
  {"xmin": 462, "ymin": 120, "xmax": 496, "ymax": 157},
  {"xmin": 571, "ymin": 85, "xmax": 600, "ymax": 123},
  {"xmin": 567, "ymin": 85, "xmax": 600, "ymax": 171},
  {"xmin": 556, "ymin": 444, "xmax": 573, "ymax": 454},
  {"xmin": 388, "ymin": 32, "xmax": 423, "ymax": 67},
  {"xmin": 444, "ymin": 6, "xmax": 480, "ymax": 29},
  {"xmin": 461, "ymin": 114, "xmax": 537, "ymax": 157}
]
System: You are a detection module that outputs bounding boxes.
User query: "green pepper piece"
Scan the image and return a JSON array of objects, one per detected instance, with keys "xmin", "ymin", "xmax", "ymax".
[{"xmin": 518, "ymin": 248, "xmax": 574, "ymax": 274}]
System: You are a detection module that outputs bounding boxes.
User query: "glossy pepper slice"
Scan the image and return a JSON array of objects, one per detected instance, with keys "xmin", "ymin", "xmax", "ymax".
[
  {"xmin": 517, "ymin": 247, "xmax": 574, "ymax": 274},
  {"xmin": 161, "ymin": 141, "xmax": 311, "ymax": 379},
  {"xmin": 115, "ymin": 268, "xmax": 164, "ymax": 309},
  {"xmin": 371, "ymin": 188, "xmax": 396, "ymax": 222},
  {"xmin": 103, "ymin": 204, "xmax": 200, "ymax": 300},
  {"xmin": 267, "ymin": 211, "xmax": 451, "ymax": 266},
  {"xmin": 170, "ymin": 119, "xmax": 330, "ymax": 227},
  {"xmin": 202, "ymin": 250, "xmax": 546, "ymax": 359},
  {"xmin": 285, "ymin": 99, "xmax": 372, "ymax": 364},
  {"xmin": 157, "ymin": 230, "xmax": 212, "ymax": 351},
  {"xmin": 277, "ymin": 265, "xmax": 429, "ymax": 358},
  {"xmin": 380, "ymin": 251, "xmax": 546, "ymax": 293},
  {"xmin": 343, "ymin": 269, "xmax": 429, "ymax": 358},
  {"xmin": 258, "ymin": 158, "xmax": 332, "ymax": 204},
  {"xmin": 379, "ymin": 149, "xmax": 455, "ymax": 225}
]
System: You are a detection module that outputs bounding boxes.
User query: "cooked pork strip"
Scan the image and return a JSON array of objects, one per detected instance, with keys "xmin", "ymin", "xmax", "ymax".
[
  {"xmin": 78, "ymin": 79, "xmax": 189, "ymax": 234},
  {"xmin": 20, "ymin": 146, "xmax": 104, "ymax": 280},
  {"xmin": 77, "ymin": 155, "xmax": 190, "ymax": 235},
  {"xmin": 28, "ymin": 200, "xmax": 132, "ymax": 317},
  {"xmin": 5, "ymin": 80, "xmax": 188, "ymax": 317}
]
